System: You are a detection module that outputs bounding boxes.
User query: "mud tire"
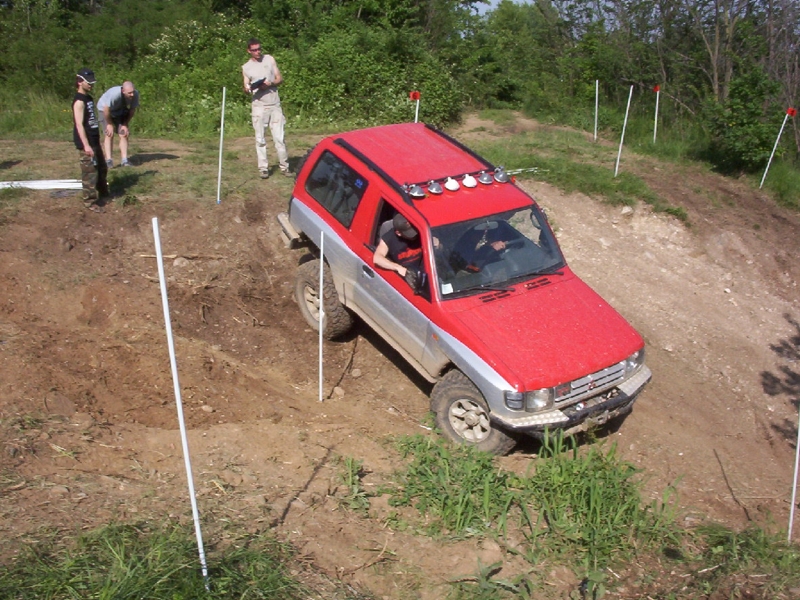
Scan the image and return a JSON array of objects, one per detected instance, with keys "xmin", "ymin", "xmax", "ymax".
[
  {"xmin": 431, "ymin": 370, "xmax": 517, "ymax": 455},
  {"xmin": 295, "ymin": 259, "xmax": 353, "ymax": 340}
]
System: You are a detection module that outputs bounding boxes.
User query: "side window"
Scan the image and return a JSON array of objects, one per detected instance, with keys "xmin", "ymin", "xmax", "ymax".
[{"xmin": 305, "ymin": 150, "xmax": 368, "ymax": 228}]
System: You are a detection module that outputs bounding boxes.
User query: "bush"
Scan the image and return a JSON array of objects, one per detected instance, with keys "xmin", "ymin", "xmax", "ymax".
[{"xmin": 705, "ymin": 68, "xmax": 782, "ymax": 174}]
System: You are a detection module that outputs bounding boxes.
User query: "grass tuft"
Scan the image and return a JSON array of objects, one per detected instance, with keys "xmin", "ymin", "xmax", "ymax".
[{"xmin": 0, "ymin": 523, "xmax": 308, "ymax": 600}]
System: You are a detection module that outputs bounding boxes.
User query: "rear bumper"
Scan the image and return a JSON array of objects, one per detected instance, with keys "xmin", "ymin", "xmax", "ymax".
[{"xmin": 492, "ymin": 365, "xmax": 652, "ymax": 434}]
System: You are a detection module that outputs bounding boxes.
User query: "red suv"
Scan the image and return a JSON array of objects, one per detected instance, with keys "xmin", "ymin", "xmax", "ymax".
[{"xmin": 278, "ymin": 123, "xmax": 651, "ymax": 454}]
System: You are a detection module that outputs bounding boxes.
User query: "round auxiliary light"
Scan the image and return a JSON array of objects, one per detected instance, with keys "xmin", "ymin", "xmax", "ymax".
[
  {"xmin": 493, "ymin": 167, "xmax": 509, "ymax": 183},
  {"xmin": 427, "ymin": 180, "xmax": 443, "ymax": 195},
  {"xmin": 444, "ymin": 177, "xmax": 460, "ymax": 191},
  {"xmin": 462, "ymin": 174, "xmax": 477, "ymax": 188},
  {"xmin": 408, "ymin": 184, "xmax": 426, "ymax": 199},
  {"xmin": 478, "ymin": 171, "xmax": 493, "ymax": 185}
]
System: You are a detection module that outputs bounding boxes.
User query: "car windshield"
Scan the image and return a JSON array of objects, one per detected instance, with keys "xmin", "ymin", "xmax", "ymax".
[{"xmin": 431, "ymin": 205, "xmax": 565, "ymax": 298}]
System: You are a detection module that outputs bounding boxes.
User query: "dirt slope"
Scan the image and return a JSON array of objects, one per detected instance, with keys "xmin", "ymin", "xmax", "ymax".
[{"xmin": 1, "ymin": 117, "xmax": 799, "ymax": 597}]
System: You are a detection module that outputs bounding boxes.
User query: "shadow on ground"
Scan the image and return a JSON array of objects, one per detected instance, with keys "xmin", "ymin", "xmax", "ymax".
[
  {"xmin": 761, "ymin": 312, "xmax": 800, "ymax": 445},
  {"xmin": 131, "ymin": 153, "xmax": 179, "ymax": 165}
]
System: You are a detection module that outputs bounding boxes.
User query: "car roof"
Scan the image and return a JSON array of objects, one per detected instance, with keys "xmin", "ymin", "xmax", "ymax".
[{"xmin": 330, "ymin": 123, "xmax": 535, "ymax": 228}]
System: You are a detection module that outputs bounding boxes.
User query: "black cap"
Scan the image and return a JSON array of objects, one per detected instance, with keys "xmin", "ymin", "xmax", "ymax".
[
  {"xmin": 393, "ymin": 213, "xmax": 418, "ymax": 240},
  {"xmin": 77, "ymin": 68, "xmax": 96, "ymax": 84}
]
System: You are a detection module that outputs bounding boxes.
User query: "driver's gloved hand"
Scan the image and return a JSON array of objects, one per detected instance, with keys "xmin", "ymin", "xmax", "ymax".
[{"xmin": 404, "ymin": 268, "xmax": 419, "ymax": 289}]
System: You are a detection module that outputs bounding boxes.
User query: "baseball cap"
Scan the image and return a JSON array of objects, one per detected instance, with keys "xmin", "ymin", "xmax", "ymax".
[
  {"xmin": 393, "ymin": 213, "xmax": 418, "ymax": 240},
  {"xmin": 77, "ymin": 68, "xmax": 96, "ymax": 84}
]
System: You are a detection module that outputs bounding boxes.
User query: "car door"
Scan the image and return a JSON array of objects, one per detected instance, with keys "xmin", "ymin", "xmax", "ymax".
[{"xmin": 351, "ymin": 198, "xmax": 434, "ymax": 363}]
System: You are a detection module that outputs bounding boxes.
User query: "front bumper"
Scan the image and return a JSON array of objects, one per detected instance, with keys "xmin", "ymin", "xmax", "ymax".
[{"xmin": 491, "ymin": 365, "xmax": 652, "ymax": 434}]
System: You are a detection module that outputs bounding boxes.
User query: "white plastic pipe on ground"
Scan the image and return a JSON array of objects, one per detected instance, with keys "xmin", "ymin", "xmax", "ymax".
[{"xmin": 152, "ymin": 217, "xmax": 210, "ymax": 584}]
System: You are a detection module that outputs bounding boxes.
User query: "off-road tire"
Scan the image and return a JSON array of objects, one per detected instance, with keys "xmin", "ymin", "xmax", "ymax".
[
  {"xmin": 431, "ymin": 369, "xmax": 517, "ymax": 455},
  {"xmin": 295, "ymin": 259, "xmax": 353, "ymax": 340}
]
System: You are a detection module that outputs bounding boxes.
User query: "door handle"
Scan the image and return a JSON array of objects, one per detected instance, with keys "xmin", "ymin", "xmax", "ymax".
[{"xmin": 361, "ymin": 265, "xmax": 375, "ymax": 278}]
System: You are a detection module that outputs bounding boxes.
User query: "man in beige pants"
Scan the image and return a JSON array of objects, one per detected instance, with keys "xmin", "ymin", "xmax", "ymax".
[{"xmin": 242, "ymin": 38, "xmax": 290, "ymax": 179}]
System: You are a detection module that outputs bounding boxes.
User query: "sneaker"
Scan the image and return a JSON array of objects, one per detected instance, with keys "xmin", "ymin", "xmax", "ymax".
[
  {"xmin": 106, "ymin": 159, "xmax": 113, "ymax": 168},
  {"xmin": 260, "ymin": 170, "xmax": 270, "ymax": 179},
  {"xmin": 281, "ymin": 170, "xmax": 293, "ymax": 178},
  {"xmin": 121, "ymin": 159, "xmax": 131, "ymax": 167}
]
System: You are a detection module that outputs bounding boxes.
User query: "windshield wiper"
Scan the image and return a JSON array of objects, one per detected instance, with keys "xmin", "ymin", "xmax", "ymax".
[
  {"xmin": 532, "ymin": 265, "xmax": 565, "ymax": 278},
  {"xmin": 467, "ymin": 282, "xmax": 516, "ymax": 294}
]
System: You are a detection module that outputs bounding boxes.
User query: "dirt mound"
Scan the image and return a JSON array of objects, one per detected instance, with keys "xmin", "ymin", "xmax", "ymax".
[{"xmin": 1, "ymin": 121, "xmax": 799, "ymax": 596}]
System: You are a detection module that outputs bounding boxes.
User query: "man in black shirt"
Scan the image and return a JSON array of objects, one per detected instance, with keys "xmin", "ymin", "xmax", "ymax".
[
  {"xmin": 72, "ymin": 68, "xmax": 108, "ymax": 211},
  {"xmin": 373, "ymin": 213, "xmax": 423, "ymax": 287}
]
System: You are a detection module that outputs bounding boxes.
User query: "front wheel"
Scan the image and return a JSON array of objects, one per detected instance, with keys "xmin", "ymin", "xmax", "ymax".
[
  {"xmin": 431, "ymin": 370, "xmax": 517, "ymax": 455},
  {"xmin": 295, "ymin": 259, "xmax": 353, "ymax": 340}
]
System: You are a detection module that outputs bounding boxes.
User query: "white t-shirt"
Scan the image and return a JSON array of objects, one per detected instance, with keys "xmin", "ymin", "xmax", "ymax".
[{"xmin": 242, "ymin": 55, "xmax": 281, "ymax": 106}]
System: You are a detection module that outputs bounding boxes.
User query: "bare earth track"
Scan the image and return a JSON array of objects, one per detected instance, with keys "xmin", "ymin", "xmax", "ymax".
[{"xmin": 1, "ymin": 115, "xmax": 800, "ymax": 598}]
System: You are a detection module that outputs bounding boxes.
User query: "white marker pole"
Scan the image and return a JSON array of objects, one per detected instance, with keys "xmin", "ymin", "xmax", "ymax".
[
  {"xmin": 789, "ymin": 405, "xmax": 800, "ymax": 542},
  {"xmin": 653, "ymin": 87, "xmax": 660, "ymax": 144},
  {"xmin": 152, "ymin": 217, "xmax": 209, "ymax": 585},
  {"xmin": 615, "ymin": 85, "xmax": 634, "ymax": 178},
  {"xmin": 318, "ymin": 232, "xmax": 325, "ymax": 402},
  {"xmin": 594, "ymin": 80, "xmax": 599, "ymax": 142},
  {"xmin": 216, "ymin": 87, "xmax": 226, "ymax": 204},
  {"xmin": 760, "ymin": 112, "xmax": 790, "ymax": 189},
  {"xmin": 415, "ymin": 99, "xmax": 420, "ymax": 124}
]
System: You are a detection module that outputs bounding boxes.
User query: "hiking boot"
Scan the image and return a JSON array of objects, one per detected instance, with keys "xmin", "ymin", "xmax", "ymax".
[
  {"xmin": 281, "ymin": 169, "xmax": 294, "ymax": 178},
  {"xmin": 106, "ymin": 159, "xmax": 113, "ymax": 168},
  {"xmin": 121, "ymin": 159, "xmax": 131, "ymax": 167},
  {"xmin": 260, "ymin": 170, "xmax": 270, "ymax": 179}
]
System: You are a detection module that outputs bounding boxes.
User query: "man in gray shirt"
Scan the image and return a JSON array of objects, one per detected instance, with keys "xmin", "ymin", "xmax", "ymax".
[{"xmin": 97, "ymin": 81, "xmax": 139, "ymax": 168}]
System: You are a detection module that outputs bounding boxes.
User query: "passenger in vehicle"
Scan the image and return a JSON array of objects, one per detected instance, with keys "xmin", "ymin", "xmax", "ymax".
[{"xmin": 373, "ymin": 214, "xmax": 423, "ymax": 287}]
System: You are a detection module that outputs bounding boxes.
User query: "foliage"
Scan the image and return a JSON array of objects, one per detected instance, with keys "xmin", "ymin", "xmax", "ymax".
[
  {"xmin": 705, "ymin": 68, "xmax": 783, "ymax": 173},
  {"xmin": 0, "ymin": 523, "xmax": 307, "ymax": 599}
]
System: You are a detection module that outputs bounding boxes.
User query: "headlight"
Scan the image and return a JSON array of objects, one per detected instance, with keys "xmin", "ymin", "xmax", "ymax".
[
  {"xmin": 625, "ymin": 349, "xmax": 645, "ymax": 374},
  {"xmin": 504, "ymin": 388, "xmax": 555, "ymax": 412},
  {"xmin": 526, "ymin": 388, "xmax": 554, "ymax": 412}
]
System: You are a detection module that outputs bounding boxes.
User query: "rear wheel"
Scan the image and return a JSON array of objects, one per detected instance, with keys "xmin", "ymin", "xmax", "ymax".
[
  {"xmin": 431, "ymin": 370, "xmax": 517, "ymax": 455},
  {"xmin": 295, "ymin": 259, "xmax": 353, "ymax": 340}
]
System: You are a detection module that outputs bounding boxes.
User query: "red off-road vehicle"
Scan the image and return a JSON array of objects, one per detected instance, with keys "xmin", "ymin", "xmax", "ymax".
[{"xmin": 278, "ymin": 123, "xmax": 651, "ymax": 454}]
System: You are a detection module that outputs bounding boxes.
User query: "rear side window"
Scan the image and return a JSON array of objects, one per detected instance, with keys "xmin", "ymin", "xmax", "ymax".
[{"xmin": 305, "ymin": 150, "xmax": 368, "ymax": 227}]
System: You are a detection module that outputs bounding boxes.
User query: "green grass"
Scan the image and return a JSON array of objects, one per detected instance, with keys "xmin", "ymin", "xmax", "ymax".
[
  {"xmin": 465, "ymin": 126, "xmax": 689, "ymax": 221},
  {"xmin": 0, "ymin": 523, "xmax": 307, "ymax": 599},
  {"xmin": 761, "ymin": 159, "xmax": 800, "ymax": 209},
  {"xmin": 386, "ymin": 433, "xmax": 798, "ymax": 598}
]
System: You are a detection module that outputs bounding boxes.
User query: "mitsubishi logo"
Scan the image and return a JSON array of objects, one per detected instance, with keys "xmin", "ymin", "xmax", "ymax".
[{"xmin": 587, "ymin": 377, "xmax": 597, "ymax": 390}]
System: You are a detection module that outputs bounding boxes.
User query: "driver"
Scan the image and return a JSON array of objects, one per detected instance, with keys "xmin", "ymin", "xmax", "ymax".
[{"xmin": 373, "ymin": 213, "xmax": 422, "ymax": 286}]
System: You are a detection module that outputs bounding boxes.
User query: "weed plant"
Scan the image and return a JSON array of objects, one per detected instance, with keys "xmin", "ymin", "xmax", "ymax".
[
  {"xmin": 391, "ymin": 435, "xmax": 518, "ymax": 537},
  {"xmin": 520, "ymin": 433, "xmax": 680, "ymax": 567},
  {"xmin": 338, "ymin": 455, "xmax": 371, "ymax": 516},
  {"xmin": 692, "ymin": 523, "xmax": 800, "ymax": 594}
]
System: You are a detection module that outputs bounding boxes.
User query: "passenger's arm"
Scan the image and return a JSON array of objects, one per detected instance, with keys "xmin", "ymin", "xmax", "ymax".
[{"xmin": 373, "ymin": 239, "xmax": 407, "ymax": 277}]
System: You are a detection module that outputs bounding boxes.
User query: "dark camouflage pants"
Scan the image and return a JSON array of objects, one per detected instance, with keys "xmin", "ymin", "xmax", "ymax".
[{"xmin": 78, "ymin": 145, "xmax": 109, "ymax": 204}]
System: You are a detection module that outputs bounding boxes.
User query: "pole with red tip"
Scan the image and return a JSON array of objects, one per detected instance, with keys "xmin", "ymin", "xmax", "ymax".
[
  {"xmin": 410, "ymin": 90, "xmax": 421, "ymax": 123},
  {"xmin": 760, "ymin": 107, "xmax": 796, "ymax": 189},
  {"xmin": 653, "ymin": 85, "xmax": 660, "ymax": 144}
]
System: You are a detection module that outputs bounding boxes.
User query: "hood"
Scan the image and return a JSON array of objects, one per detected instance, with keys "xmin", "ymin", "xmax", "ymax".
[{"xmin": 449, "ymin": 275, "xmax": 644, "ymax": 390}]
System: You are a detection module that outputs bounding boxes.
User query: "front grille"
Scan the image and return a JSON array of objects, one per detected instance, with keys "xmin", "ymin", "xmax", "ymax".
[{"xmin": 555, "ymin": 361, "xmax": 627, "ymax": 406}]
